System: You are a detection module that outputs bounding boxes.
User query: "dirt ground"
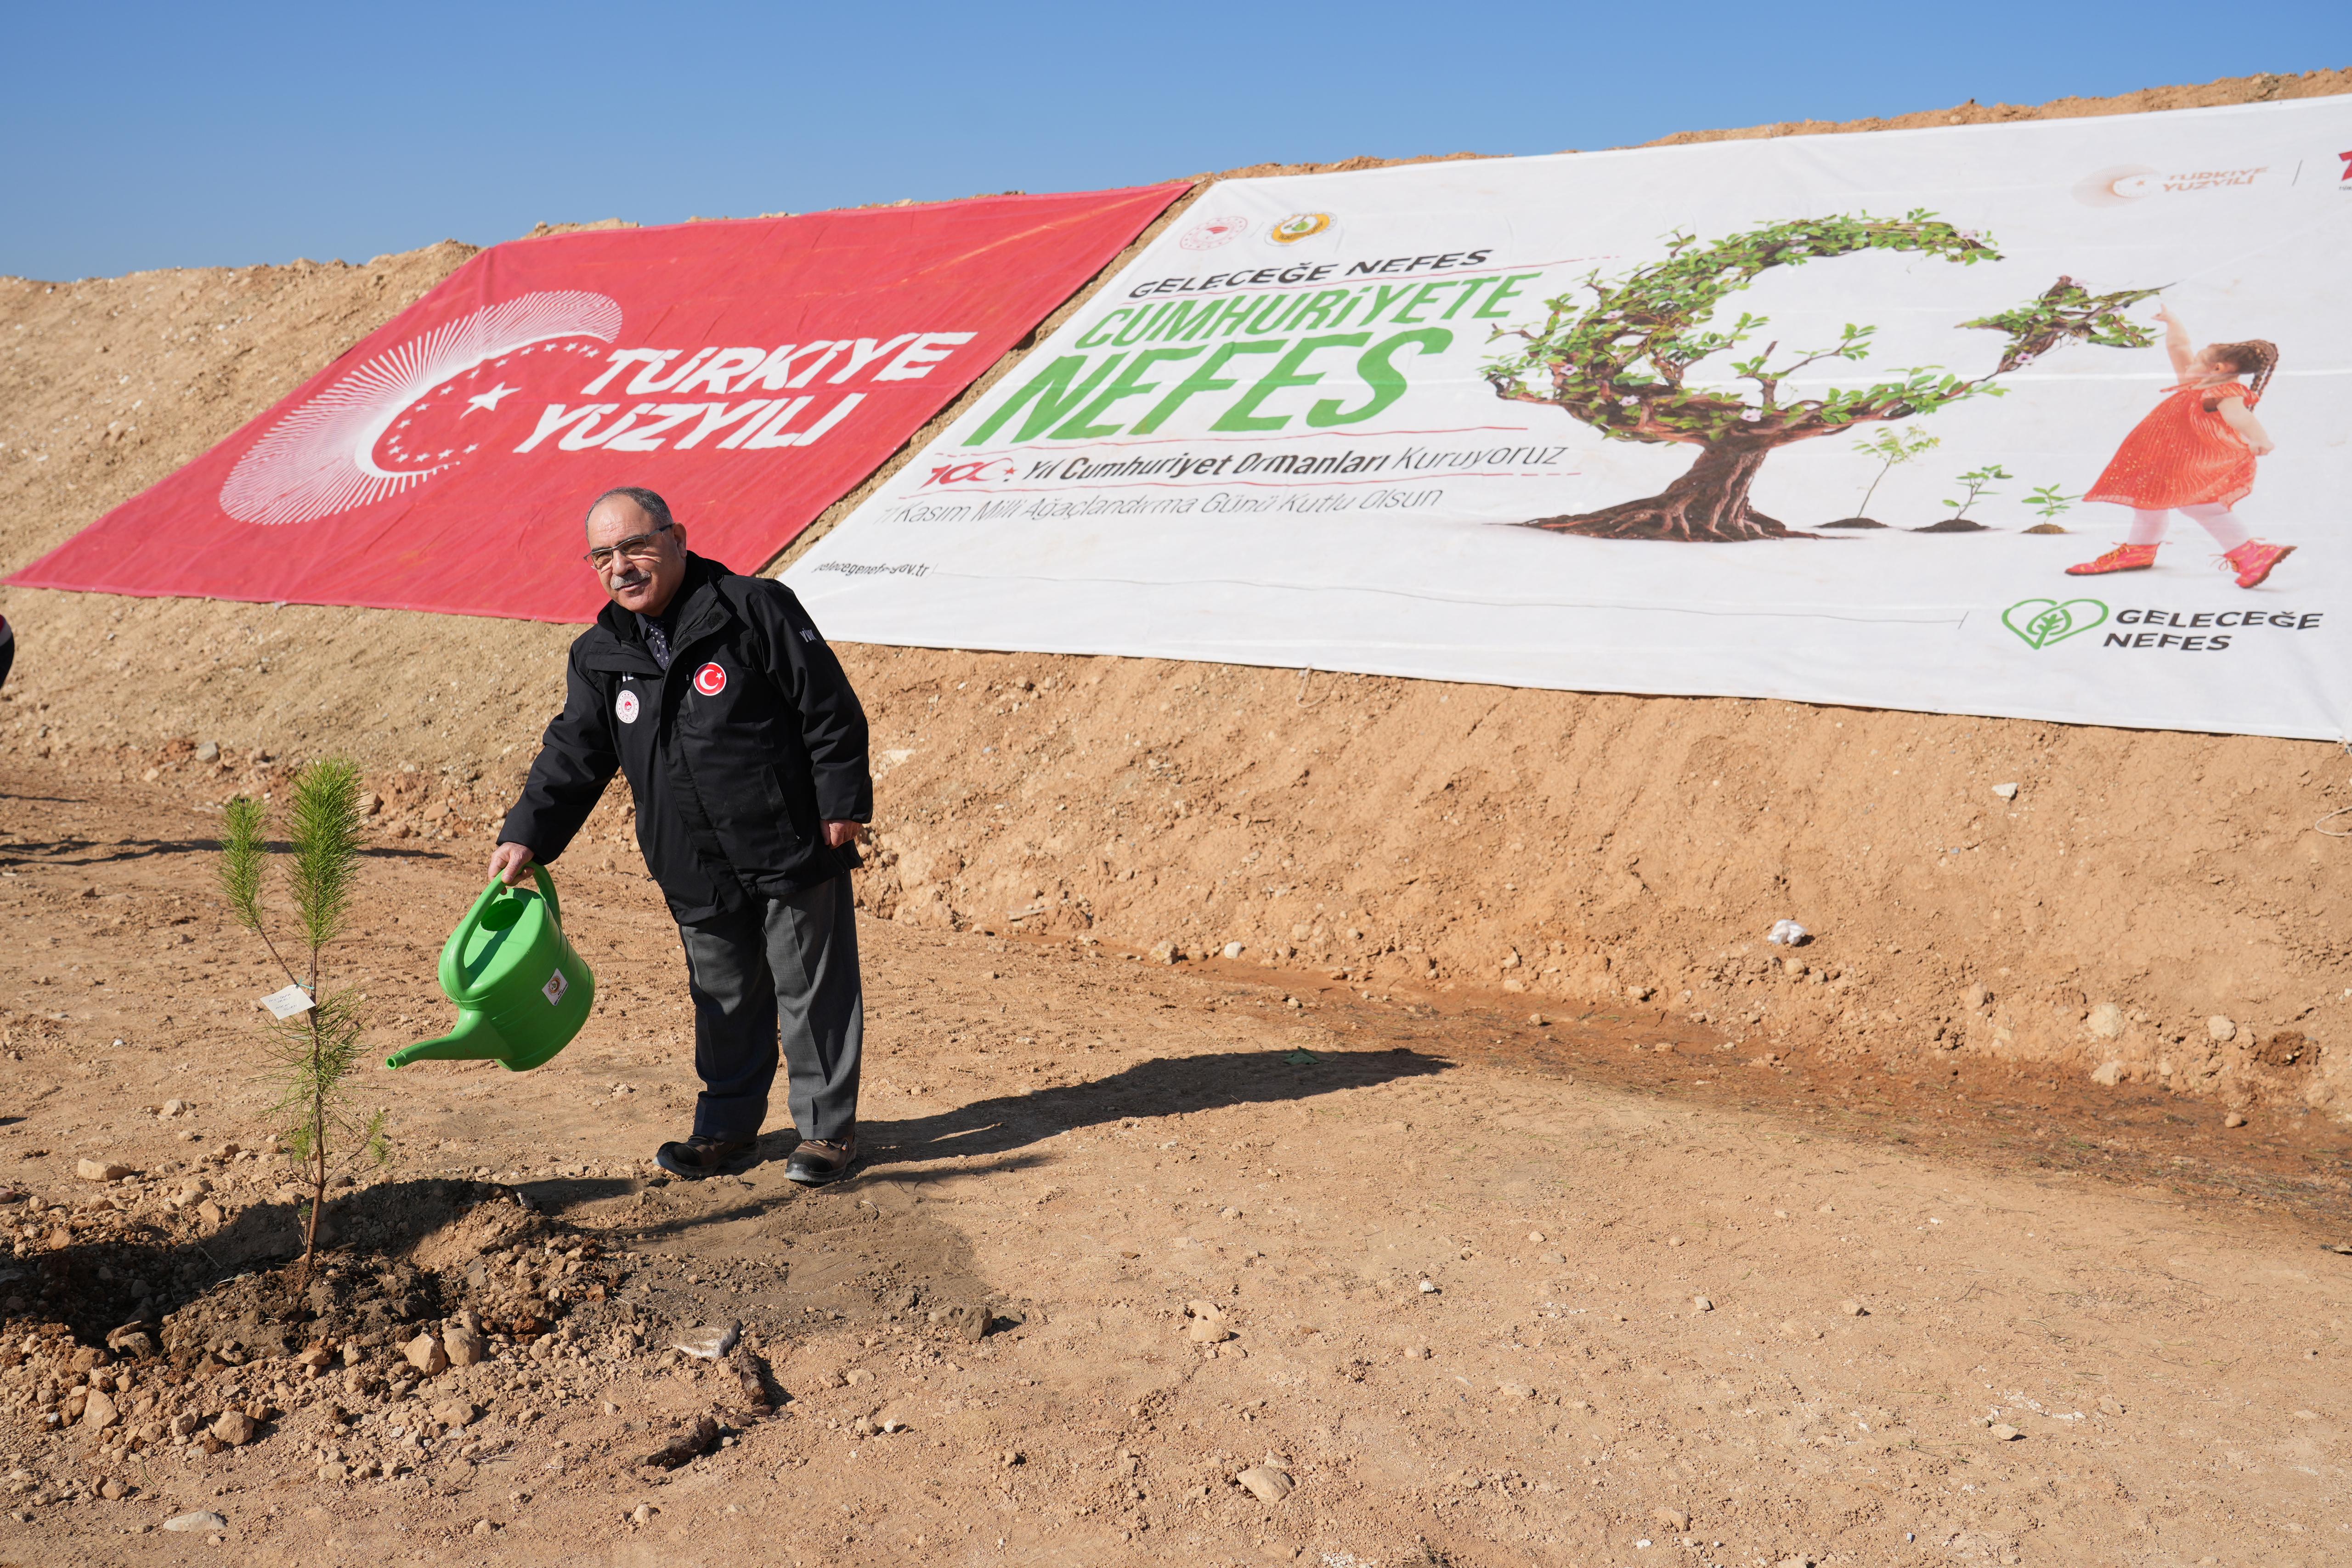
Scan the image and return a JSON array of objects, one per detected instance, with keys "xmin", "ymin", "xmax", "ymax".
[
  {"xmin": 4, "ymin": 62, "xmax": 2352, "ymax": 1568},
  {"xmin": 1, "ymin": 767, "xmax": 2349, "ymax": 1568}
]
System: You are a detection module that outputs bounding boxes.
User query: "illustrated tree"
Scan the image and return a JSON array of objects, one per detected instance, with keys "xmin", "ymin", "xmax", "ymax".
[
  {"xmin": 220, "ymin": 758, "xmax": 388, "ymax": 1282},
  {"xmin": 1482, "ymin": 212, "xmax": 2157, "ymax": 541}
]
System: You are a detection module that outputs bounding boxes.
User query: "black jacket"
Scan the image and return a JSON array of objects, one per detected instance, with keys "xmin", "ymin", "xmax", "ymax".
[{"xmin": 500, "ymin": 554, "xmax": 871, "ymax": 921}]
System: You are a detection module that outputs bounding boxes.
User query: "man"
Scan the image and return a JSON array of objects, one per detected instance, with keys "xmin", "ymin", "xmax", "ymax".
[{"xmin": 490, "ymin": 487, "xmax": 871, "ymax": 1185}]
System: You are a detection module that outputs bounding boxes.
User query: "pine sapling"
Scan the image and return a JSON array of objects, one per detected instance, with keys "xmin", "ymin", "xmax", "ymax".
[{"xmin": 219, "ymin": 758, "xmax": 388, "ymax": 1281}]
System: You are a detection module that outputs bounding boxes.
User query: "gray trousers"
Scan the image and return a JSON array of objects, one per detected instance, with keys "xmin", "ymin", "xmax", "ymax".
[{"xmin": 677, "ymin": 875, "xmax": 862, "ymax": 1144}]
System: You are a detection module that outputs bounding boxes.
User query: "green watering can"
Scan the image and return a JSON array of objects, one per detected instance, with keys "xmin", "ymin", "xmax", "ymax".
[{"xmin": 387, "ymin": 864, "xmax": 595, "ymax": 1072}]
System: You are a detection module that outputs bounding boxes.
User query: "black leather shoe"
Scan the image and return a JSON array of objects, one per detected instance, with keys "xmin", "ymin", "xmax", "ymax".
[
  {"xmin": 785, "ymin": 1135, "xmax": 858, "ymax": 1187},
  {"xmin": 654, "ymin": 1134, "xmax": 752, "ymax": 1179}
]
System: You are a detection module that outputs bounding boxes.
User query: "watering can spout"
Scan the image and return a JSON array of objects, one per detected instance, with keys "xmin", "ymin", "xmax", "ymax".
[{"xmin": 387, "ymin": 1008, "xmax": 502, "ymax": 1070}]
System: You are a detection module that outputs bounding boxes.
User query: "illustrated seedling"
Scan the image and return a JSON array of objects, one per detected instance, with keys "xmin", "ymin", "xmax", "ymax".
[
  {"xmin": 1940, "ymin": 464, "xmax": 2013, "ymax": 523},
  {"xmin": 2024, "ymin": 484, "xmax": 2076, "ymax": 527},
  {"xmin": 1842, "ymin": 425, "xmax": 1940, "ymax": 525}
]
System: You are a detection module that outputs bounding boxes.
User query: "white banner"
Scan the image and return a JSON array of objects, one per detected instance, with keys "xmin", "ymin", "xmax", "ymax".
[{"xmin": 789, "ymin": 100, "xmax": 2352, "ymax": 740}]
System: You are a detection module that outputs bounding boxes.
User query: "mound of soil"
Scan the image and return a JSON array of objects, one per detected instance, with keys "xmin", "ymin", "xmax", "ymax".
[
  {"xmin": 1912, "ymin": 517, "xmax": 1992, "ymax": 532},
  {"xmin": 0, "ymin": 1149, "xmax": 1024, "ymax": 1496},
  {"xmin": 0, "ymin": 1171, "xmax": 638, "ymax": 1467},
  {"xmin": 2023, "ymin": 522, "xmax": 2070, "ymax": 534},
  {"xmin": 1819, "ymin": 517, "xmax": 1887, "ymax": 528}
]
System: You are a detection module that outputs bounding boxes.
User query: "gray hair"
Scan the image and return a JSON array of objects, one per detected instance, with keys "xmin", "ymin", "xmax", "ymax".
[{"xmin": 586, "ymin": 486, "xmax": 675, "ymax": 532}]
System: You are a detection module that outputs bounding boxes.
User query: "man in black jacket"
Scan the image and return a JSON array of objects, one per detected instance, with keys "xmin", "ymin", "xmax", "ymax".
[{"xmin": 490, "ymin": 487, "xmax": 872, "ymax": 1186}]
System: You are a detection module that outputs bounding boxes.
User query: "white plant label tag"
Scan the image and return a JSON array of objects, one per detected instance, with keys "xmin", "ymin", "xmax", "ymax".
[
  {"xmin": 259, "ymin": 985, "xmax": 314, "ymax": 1019},
  {"xmin": 543, "ymin": 969, "xmax": 569, "ymax": 1006}
]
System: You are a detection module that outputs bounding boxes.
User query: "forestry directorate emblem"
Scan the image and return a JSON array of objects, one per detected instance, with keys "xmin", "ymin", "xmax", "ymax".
[
  {"xmin": 1179, "ymin": 215, "xmax": 1250, "ymax": 251},
  {"xmin": 615, "ymin": 688, "xmax": 641, "ymax": 724},
  {"xmin": 693, "ymin": 662, "xmax": 728, "ymax": 696},
  {"xmin": 543, "ymin": 968, "xmax": 569, "ymax": 1006},
  {"xmin": 1269, "ymin": 212, "xmax": 1334, "ymax": 245},
  {"xmin": 218, "ymin": 291, "xmax": 623, "ymax": 526}
]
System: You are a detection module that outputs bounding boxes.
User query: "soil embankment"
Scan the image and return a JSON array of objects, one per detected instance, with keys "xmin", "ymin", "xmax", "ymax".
[{"xmin": 4, "ymin": 65, "xmax": 2352, "ymax": 1124}]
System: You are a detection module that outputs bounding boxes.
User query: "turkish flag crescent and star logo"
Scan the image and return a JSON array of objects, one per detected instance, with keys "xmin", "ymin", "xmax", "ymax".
[
  {"xmin": 693, "ymin": 662, "xmax": 727, "ymax": 696},
  {"xmin": 8, "ymin": 184, "xmax": 1189, "ymax": 622}
]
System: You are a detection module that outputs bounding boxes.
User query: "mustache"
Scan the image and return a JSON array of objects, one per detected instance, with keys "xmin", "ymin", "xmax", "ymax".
[{"xmin": 611, "ymin": 567, "xmax": 653, "ymax": 589}]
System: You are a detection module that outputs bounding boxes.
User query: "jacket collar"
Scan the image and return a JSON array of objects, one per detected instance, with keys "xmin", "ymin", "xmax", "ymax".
[{"xmin": 595, "ymin": 552, "xmax": 735, "ymax": 651}]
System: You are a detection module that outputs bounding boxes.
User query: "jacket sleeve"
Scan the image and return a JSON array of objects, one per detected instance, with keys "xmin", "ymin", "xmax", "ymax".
[
  {"xmin": 498, "ymin": 642, "xmax": 620, "ymax": 861},
  {"xmin": 750, "ymin": 583, "xmax": 872, "ymax": 822}
]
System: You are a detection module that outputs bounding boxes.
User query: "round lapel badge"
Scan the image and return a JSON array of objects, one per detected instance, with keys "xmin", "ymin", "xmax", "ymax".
[
  {"xmin": 693, "ymin": 662, "xmax": 728, "ymax": 697},
  {"xmin": 615, "ymin": 688, "xmax": 641, "ymax": 725}
]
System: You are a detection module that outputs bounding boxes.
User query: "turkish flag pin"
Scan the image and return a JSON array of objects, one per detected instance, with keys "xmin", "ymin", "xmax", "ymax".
[{"xmin": 693, "ymin": 662, "xmax": 727, "ymax": 696}]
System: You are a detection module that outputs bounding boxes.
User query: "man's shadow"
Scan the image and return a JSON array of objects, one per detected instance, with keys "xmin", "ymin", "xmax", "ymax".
[
  {"xmin": 846, "ymin": 1046, "xmax": 1451, "ymax": 1172},
  {"xmin": 533, "ymin": 1049, "xmax": 1451, "ymax": 1239}
]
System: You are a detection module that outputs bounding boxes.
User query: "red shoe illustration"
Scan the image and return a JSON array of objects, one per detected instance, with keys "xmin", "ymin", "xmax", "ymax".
[
  {"xmin": 2220, "ymin": 539, "xmax": 2293, "ymax": 589},
  {"xmin": 2064, "ymin": 543, "xmax": 2160, "ymax": 576}
]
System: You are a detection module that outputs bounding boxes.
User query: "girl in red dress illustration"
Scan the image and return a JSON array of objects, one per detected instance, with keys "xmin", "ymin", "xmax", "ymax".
[{"xmin": 2067, "ymin": 305, "xmax": 2287, "ymax": 588}]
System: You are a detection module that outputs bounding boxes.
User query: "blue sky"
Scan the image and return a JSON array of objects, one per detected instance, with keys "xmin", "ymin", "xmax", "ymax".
[{"xmin": 6, "ymin": 1, "xmax": 2346, "ymax": 281}]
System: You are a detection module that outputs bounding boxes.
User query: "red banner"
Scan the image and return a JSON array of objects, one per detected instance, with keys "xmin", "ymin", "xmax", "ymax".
[{"xmin": 10, "ymin": 184, "xmax": 1189, "ymax": 621}]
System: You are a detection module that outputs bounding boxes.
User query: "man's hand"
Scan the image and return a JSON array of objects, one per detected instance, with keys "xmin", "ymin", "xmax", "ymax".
[
  {"xmin": 489, "ymin": 841, "xmax": 537, "ymax": 887},
  {"xmin": 822, "ymin": 821, "xmax": 864, "ymax": 850}
]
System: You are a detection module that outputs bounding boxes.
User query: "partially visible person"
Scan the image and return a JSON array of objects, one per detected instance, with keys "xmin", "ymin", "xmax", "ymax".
[
  {"xmin": 2069, "ymin": 304, "xmax": 2287, "ymax": 588},
  {"xmin": 490, "ymin": 487, "xmax": 873, "ymax": 1186}
]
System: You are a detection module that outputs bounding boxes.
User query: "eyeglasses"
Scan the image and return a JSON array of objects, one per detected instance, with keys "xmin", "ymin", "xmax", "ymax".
[{"xmin": 583, "ymin": 520, "xmax": 673, "ymax": 570}]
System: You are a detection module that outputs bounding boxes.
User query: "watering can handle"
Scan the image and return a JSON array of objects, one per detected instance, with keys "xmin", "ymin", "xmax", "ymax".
[
  {"xmin": 441, "ymin": 866, "xmax": 566, "ymax": 1004},
  {"xmin": 529, "ymin": 860, "xmax": 562, "ymax": 930},
  {"xmin": 472, "ymin": 863, "xmax": 562, "ymax": 927}
]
